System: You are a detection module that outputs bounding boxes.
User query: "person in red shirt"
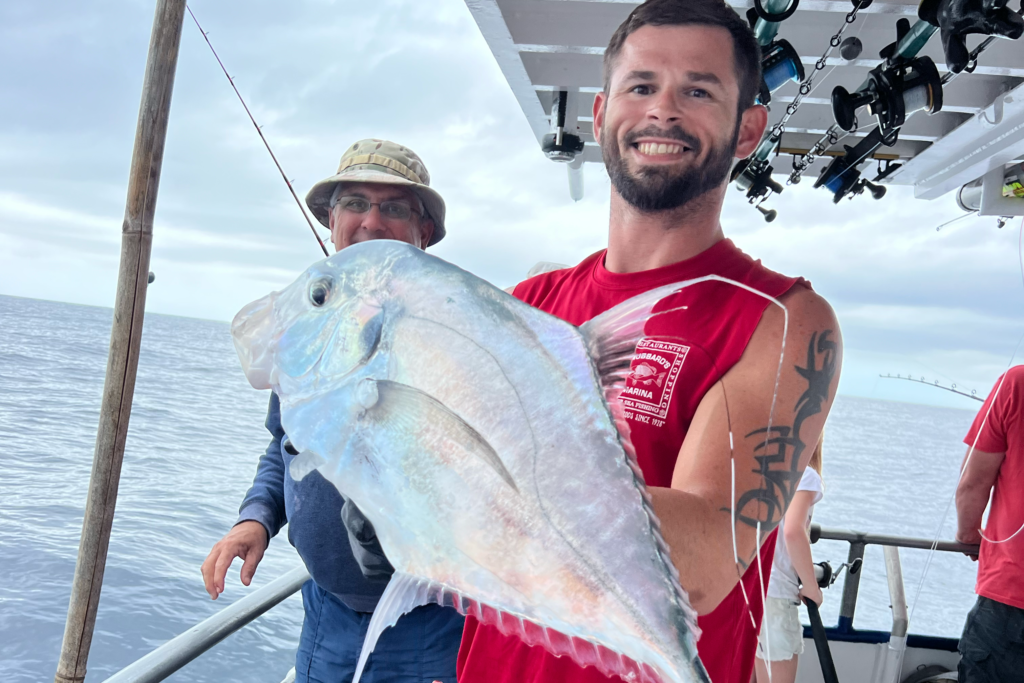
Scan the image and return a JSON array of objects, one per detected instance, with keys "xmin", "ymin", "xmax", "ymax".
[
  {"xmin": 956, "ymin": 365, "xmax": 1024, "ymax": 682},
  {"xmin": 455, "ymin": 1, "xmax": 843, "ymax": 682}
]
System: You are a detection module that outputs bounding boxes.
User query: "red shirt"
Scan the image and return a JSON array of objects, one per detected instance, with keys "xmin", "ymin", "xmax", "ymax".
[
  {"xmin": 964, "ymin": 365, "xmax": 1024, "ymax": 609},
  {"xmin": 457, "ymin": 239, "xmax": 807, "ymax": 683}
]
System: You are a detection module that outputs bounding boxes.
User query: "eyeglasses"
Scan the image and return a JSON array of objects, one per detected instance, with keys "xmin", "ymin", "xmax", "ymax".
[{"xmin": 333, "ymin": 195, "xmax": 422, "ymax": 222}]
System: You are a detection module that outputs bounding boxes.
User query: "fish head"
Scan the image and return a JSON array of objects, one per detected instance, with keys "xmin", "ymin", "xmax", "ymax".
[{"xmin": 231, "ymin": 240, "xmax": 416, "ymax": 401}]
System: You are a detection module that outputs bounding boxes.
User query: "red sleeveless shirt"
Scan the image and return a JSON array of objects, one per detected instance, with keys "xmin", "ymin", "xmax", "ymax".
[{"xmin": 457, "ymin": 238, "xmax": 808, "ymax": 683}]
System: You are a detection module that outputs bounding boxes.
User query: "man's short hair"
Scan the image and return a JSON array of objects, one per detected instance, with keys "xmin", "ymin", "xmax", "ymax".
[{"xmin": 603, "ymin": 0, "xmax": 762, "ymax": 116}]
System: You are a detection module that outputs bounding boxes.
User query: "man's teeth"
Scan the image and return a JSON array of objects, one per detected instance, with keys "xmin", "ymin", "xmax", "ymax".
[{"xmin": 637, "ymin": 142, "xmax": 684, "ymax": 155}]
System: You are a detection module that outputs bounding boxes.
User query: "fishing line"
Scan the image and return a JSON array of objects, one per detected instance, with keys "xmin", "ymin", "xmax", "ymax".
[
  {"xmin": 906, "ymin": 216, "xmax": 1024, "ymax": 629},
  {"xmin": 643, "ymin": 275, "xmax": 789, "ymax": 657},
  {"xmin": 186, "ymin": 5, "xmax": 330, "ymax": 257}
]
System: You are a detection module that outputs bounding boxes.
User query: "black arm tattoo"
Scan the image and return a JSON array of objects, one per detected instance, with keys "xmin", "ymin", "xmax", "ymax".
[{"xmin": 728, "ymin": 330, "xmax": 837, "ymax": 538}]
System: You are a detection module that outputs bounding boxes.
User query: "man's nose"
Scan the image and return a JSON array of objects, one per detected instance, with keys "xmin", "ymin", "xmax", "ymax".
[
  {"xmin": 647, "ymin": 89, "xmax": 681, "ymax": 123},
  {"xmin": 360, "ymin": 205, "xmax": 387, "ymax": 232}
]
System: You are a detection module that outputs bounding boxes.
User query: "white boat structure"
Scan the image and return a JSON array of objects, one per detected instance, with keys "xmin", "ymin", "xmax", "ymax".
[
  {"xmin": 53, "ymin": 1, "xmax": 1021, "ymax": 682},
  {"xmin": 465, "ymin": 0, "xmax": 1024, "ymax": 221}
]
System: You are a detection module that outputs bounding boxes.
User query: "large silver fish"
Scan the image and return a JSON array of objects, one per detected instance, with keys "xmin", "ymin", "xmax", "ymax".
[{"xmin": 231, "ymin": 240, "xmax": 711, "ymax": 683}]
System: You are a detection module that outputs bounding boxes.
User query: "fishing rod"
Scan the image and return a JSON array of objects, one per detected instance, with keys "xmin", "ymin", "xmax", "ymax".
[
  {"xmin": 879, "ymin": 373, "xmax": 984, "ymax": 402},
  {"xmin": 186, "ymin": 6, "xmax": 330, "ymax": 257}
]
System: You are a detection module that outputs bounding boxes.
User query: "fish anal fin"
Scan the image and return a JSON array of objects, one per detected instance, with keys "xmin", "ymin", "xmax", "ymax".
[
  {"xmin": 353, "ymin": 572, "xmax": 435, "ymax": 683},
  {"xmin": 371, "ymin": 379, "xmax": 519, "ymax": 493}
]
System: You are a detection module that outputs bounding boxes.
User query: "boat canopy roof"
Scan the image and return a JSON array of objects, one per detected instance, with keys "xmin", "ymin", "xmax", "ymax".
[{"xmin": 465, "ymin": 0, "xmax": 1024, "ymax": 204}]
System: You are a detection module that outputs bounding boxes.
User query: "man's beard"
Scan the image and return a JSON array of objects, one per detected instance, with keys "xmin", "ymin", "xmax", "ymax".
[{"xmin": 603, "ymin": 124, "xmax": 739, "ymax": 213}]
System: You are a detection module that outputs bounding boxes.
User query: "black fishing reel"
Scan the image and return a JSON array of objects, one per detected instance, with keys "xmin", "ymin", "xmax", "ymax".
[
  {"xmin": 831, "ymin": 19, "xmax": 944, "ymax": 139},
  {"xmin": 919, "ymin": 0, "xmax": 1024, "ymax": 74},
  {"xmin": 814, "ymin": 128, "xmax": 896, "ymax": 202},
  {"xmin": 732, "ymin": 157, "xmax": 783, "ymax": 221},
  {"xmin": 813, "ymin": 557, "xmax": 863, "ymax": 589},
  {"xmin": 831, "ymin": 56, "xmax": 943, "ymax": 138},
  {"xmin": 757, "ymin": 39, "xmax": 805, "ymax": 105}
]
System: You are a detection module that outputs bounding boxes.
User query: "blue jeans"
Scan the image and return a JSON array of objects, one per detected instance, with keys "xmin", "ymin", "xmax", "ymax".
[
  {"xmin": 958, "ymin": 595, "xmax": 1024, "ymax": 682},
  {"xmin": 295, "ymin": 580, "xmax": 464, "ymax": 683}
]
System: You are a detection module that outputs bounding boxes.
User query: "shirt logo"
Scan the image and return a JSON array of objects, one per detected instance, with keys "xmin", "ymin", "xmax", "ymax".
[{"xmin": 620, "ymin": 339, "xmax": 689, "ymax": 425}]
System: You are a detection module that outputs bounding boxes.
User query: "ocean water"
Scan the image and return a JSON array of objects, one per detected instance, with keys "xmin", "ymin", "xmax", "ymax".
[{"xmin": 0, "ymin": 294, "xmax": 982, "ymax": 682}]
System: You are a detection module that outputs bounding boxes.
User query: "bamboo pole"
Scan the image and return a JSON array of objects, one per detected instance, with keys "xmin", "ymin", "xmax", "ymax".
[{"xmin": 55, "ymin": 1, "xmax": 186, "ymax": 680}]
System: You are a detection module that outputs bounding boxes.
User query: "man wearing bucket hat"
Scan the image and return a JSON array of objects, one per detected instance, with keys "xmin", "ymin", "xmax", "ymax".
[{"xmin": 201, "ymin": 139, "xmax": 464, "ymax": 683}]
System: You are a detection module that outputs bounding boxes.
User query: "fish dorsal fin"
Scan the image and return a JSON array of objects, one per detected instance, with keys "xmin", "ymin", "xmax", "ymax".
[{"xmin": 579, "ymin": 274, "xmax": 772, "ymax": 409}]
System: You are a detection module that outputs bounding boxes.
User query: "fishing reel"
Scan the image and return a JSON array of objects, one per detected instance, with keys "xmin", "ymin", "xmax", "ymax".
[
  {"xmin": 831, "ymin": 58, "xmax": 943, "ymax": 139},
  {"xmin": 814, "ymin": 128, "xmax": 897, "ymax": 202},
  {"xmin": 831, "ymin": 19, "xmax": 944, "ymax": 139},
  {"xmin": 813, "ymin": 557, "xmax": 863, "ymax": 589},
  {"xmin": 542, "ymin": 90, "xmax": 585, "ymax": 162},
  {"xmin": 757, "ymin": 39, "xmax": 805, "ymax": 105},
  {"xmin": 919, "ymin": 0, "xmax": 1024, "ymax": 74},
  {"xmin": 732, "ymin": 157, "xmax": 783, "ymax": 221}
]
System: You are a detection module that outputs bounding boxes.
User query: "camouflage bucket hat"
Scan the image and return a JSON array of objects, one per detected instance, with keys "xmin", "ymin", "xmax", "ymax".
[{"xmin": 305, "ymin": 139, "xmax": 446, "ymax": 246}]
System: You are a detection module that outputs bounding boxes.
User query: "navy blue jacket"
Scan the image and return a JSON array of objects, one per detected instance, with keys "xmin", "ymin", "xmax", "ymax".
[{"xmin": 237, "ymin": 393, "xmax": 390, "ymax": 612}]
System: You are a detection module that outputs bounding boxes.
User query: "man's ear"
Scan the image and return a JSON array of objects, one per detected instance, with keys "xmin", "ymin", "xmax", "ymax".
[
  {"xmin": 419, "ymin": 219, "xmax": 435, "ymax": 250},
  {"xmin": 593, "ymin": 91, "xmax": 607, "ymax": 147},
  {"xmin": 734, "ymin": 104, "xmax": 768, "ymax": 159},
  {"xmin": 327, "ymin": 207, "xmax": 338, "ymax": 249}
]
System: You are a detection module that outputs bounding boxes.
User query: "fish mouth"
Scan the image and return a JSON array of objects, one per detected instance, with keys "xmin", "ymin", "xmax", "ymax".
[{"xmin": 232, "ymin": 292, "xmax": 278, "ymax": 390}]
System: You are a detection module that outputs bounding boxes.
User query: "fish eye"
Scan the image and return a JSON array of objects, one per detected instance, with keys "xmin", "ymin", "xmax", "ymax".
[{"xmin": 309, "ymin": 278, "xmax": 333, "ymax": 307}]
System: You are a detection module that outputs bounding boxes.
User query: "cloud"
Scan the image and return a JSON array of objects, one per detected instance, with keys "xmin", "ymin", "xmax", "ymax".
[{"xmin": 2, "ymin": 0, "xmax": 1023, "ymax": 408}]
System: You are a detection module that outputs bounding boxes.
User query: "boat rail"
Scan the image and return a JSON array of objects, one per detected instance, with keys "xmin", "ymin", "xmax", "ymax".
[
  {"xmin": 101, "ymin": 527, "xmax": 979, "ymax": 682},
  {"xmin": 811, "ymin": 525, "xmax": 978, "ymax": 644},
  {"xmin": 101, "ymin": 566, "xmax": 309, "ymax": 683}
]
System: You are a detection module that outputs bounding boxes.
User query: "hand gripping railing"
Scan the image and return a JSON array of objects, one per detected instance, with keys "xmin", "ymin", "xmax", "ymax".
[{"xmin": 102, "ymin": 566, "xmax": 310, "ymax": 683}]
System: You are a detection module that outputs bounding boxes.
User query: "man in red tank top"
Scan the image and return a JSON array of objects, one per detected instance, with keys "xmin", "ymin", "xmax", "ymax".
[{"xmin": 456, "ymin": 1, "xmax": 843, "ymax": 682}]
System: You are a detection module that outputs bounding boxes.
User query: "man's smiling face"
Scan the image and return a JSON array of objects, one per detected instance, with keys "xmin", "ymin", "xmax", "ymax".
[{"xmin": 594, "ymin": 23, "xmax": 761, "ymax": 213}]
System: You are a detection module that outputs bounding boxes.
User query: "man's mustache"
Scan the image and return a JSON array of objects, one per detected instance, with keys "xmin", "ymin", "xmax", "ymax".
[{"xmin": 623, "ymin": 126, "xmax": 701, "ymax": 154}]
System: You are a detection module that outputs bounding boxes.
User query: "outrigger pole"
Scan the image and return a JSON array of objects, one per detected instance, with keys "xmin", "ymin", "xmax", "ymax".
[{"xmin": 54, "ymin": 1, "xmax": 187, "ymax": 681}]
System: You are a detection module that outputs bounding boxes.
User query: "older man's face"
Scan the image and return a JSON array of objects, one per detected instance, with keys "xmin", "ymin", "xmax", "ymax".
[{"xmin": 328, "ymin": 182, "xmax": 434, "ymax": 252}]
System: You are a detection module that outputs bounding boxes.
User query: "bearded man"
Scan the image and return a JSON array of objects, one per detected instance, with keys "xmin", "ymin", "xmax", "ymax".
[{"xmin": 454, "ymin": 2, "xmax": 843, "ymax": 682}]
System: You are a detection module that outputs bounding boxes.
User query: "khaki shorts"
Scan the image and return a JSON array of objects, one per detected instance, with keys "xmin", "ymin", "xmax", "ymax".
[{"xmin": 757, "ymin": 596, "xmax": 805, "ymax": 662}]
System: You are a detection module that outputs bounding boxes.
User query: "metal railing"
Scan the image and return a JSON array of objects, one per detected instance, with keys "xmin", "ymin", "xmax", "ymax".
[
  {"xmin": 811, "ymin": 525, "xmax": 978, "ymax": 635},
  {"xmin": 101, "ymin": 526, "xmax": 980, "ymax": 682},
  {"xmin": 101, "ymin": 566, "xmax": 309, "ymax": 683}
]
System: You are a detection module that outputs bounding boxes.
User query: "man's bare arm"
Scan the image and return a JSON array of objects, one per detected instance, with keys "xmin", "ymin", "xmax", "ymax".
[
  {"xmin": 955, "ymin": 446, "xmax": 1003, "ymax": 555},
  {"xmin": 649, "ymin": 287, "xmax": 842, "ymax": 614}
]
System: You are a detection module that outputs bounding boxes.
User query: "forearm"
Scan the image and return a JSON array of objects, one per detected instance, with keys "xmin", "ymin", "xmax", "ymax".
[
  {"xmin": 238, "ymin": 393, "xmax": 288, "ymax": 537},
  {"xmin": 649, "ymin": 486, "xmax": 757, "ymax": 615},
  {"xmin": 784, "ymin": 525, "xmax": 817, "ymax": 593},
  {"xmin": 955, "ymin": 484, "xmax": 990, "ymax": 540}
]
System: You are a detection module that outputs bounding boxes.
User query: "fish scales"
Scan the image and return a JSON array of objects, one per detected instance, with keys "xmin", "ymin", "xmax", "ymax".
[{"xmin": 231, "ymin": 240, "xmax": 709, "ymax": 683}]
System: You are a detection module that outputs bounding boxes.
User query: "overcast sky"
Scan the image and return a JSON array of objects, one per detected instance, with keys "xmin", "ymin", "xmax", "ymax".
[{"xmin": 2, "ymin": 0, "xmax": 1022, "ymax": 409}]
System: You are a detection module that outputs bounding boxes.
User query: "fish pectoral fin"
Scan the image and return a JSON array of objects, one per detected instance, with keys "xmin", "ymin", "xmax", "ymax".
[
  {"xmin": 369, "ymin": 380, "xmax": 519, "ymax": 493},
  {"xmin": 353, "ymin": 572, "xmax": 433, "ymax": 683},
  {"xmin": 288, "ymin": 450, "xmax": 326, "ymax": 482}
]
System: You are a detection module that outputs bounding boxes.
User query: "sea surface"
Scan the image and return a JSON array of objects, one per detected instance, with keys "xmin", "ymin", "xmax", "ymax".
[{"xmin": 0, "ymin": 294, "xmax": 983, "ymax": 682}]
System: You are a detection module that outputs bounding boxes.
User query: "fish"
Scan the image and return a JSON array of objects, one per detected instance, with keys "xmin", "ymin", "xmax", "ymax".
[{"xmin": 231, "ymin": 239, "xmax": 712, "ymax": 683}]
